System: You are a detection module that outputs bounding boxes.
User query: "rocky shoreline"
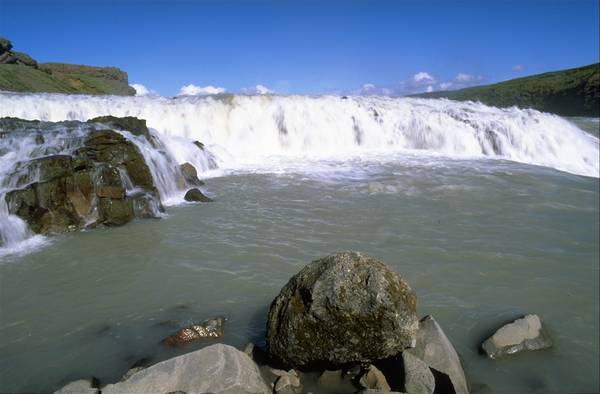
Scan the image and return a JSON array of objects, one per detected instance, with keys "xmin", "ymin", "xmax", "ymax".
[{"xmin": 54, "ymin": 252, "xmax": 553, "ymax": 394}]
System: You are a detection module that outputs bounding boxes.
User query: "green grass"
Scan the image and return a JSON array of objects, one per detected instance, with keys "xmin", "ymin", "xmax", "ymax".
[
  {"xmin": 0, "ymin": 63, "xmax": 136, "ymax": 96},
  {"xmin": 413, "ymin": 63, "xmax": 599, "ymax": 117}
]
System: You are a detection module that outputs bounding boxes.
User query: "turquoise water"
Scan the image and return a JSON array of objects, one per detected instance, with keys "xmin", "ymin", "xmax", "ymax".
[{"xmin": 1, "ymin": 152, "xmax": 598, "ymax": 393}]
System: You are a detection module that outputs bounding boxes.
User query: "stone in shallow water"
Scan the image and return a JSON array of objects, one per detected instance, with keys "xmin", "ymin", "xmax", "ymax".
[
  {"xmin": 102, "ymin": 344, "xmax": 269, "ymax": 394},
  {"xmin": 405, "ymin": 315, "xmax": 468, "ymax": 394},
  {"xmin": 481, "ymin": 314, "xmax": 552, "ymax": 359},
  {"xmin": 184, "ymin": 188, "xmax": 212, "ymax": 202},
  {"xmin": 161, "ymin": 317, "xmax": 225, "ymax": 346},
  {"xmin": 266, "ymin": 251, "xmax": 418, "ymax": 368}
]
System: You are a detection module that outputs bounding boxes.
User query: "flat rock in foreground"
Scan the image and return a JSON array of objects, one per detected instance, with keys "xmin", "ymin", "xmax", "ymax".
[
  {"xmin": 266, "ymin": 251, "xmax": 418, "ymax": 367},
  {"xmin": 101, "ymin": 343, "xmax": 269, "ymax": 394},
  {"xmin": 481, "ymin": 314, "xmax": 552, "ymax": 359}
]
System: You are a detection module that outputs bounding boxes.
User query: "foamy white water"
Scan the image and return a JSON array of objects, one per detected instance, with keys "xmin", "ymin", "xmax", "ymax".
[{"xmin": 1, "ymin": 92, "xmax": 598, "ymax": 178}]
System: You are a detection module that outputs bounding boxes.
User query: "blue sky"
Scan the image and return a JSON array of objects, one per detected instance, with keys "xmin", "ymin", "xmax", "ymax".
[{"xmin": 1, "ymin": 0, "xmax": 598, "ymax": 96}]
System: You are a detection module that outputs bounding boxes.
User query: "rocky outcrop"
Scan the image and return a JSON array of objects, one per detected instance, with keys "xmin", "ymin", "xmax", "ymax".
[
  {"xmin": 87, "ymin": 116, "xmax": 153, "ymax": 142},
  {"xmin": 481, "ymin": 314, "xmax": 552, "ymax": 359},
  {"xmin": 266, "ymin": 251, "xmax": 419, "ymax": 368},
  {"xmin": 101, "ymin": 344, "xmax": 269, "ymax": 394},
  {"xmin": 405, "ymin": 315, "xmax": 468, "ymax": 394},
  {"xmin": 162, "ymin": 317, "xmax": 225, "ymax": 346},
  {"xmin": 0, "ymin": 38, "xmax": 38, "ymax": 68},
  {"xmin": 184, "ymin": 188, "xmax": 212, "ymax": 202},
  {"xmin": 0, "ymin": 37, "xmax": 135, "ymax": 95},
  {"xmin": 4, "ymin": 119, "xmax": 163, "ymax": 234}
]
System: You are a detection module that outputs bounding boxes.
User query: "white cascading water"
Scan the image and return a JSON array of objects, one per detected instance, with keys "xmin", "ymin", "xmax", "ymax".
[
  {"xmin": 0, "ymin": 92, "xmax": 598, "ymax": 177},
  {"xmin": 0, "ymin": 92, "xmax": 598, "ymax": 256}
]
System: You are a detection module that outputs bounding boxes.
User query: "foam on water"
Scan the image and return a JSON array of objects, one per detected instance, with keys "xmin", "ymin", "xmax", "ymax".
[{"xmin": 0, "ymin": 92, "xmax": 598, "ymax": 177}]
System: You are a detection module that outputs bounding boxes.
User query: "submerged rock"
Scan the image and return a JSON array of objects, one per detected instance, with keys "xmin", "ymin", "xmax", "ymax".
[
  {"xmin": 101, "ymin": 344, "xmax": 269, "ymax": 394},
  {"xmin": 266, "ymin": 251, "xmax": 418, "ymax": 368},
  {"xmin": 162, "ymin": 317, "xmax": 225, "ymax": 346},
  {"xmin": 405, "ymin": 315, "xmax": 468, "ymax": 394},
  {"xmin": 317, "ymin": 370, "xmax": 344, "ymax": 389},
  {"xmin": 481, "ymin": 314, "xmax": 552, "ymax": 359},
  {"xmin": 184, "ymin": 188, "xmax": 212, "ymax": 202}
]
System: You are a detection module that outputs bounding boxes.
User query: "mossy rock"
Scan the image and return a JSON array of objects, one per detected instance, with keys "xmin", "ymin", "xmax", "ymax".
[{"xmin": 266, "ymin": 251, "xmax": 419, "ymax": 368}]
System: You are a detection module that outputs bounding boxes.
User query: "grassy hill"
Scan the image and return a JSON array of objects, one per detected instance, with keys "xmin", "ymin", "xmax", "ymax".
[
  {"xmin": 413, "ymin": 63, "xmax": 599, "ymax": 117},
  {"xmin": 0, "ymin": 37, "xmax": 135, "ymax": 96}
]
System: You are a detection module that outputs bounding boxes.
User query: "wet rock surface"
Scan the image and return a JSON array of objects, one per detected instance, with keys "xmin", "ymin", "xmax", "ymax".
[
  {"xmin": 161, "ymin": 317, "xmax": 225, "ymax": 346},
  {"xmin": 481, "ymin": 314, "xmax": 552, "ymax": 359},
  {"xmin": 3, "ymin": 118, "xmax": 163, "ymax": 234},
  {"xmin": 184, "ymin": 188, "xmax": 212, "ymax": 202},
  {"xmin": 266, "ymin": 251, "xmax": 418, "ymax": 368}
]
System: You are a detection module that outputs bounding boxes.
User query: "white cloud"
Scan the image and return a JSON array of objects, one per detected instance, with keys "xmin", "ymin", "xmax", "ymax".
[
  {"xmin": 130, "ymin": 83, "xmax": 157, "ymax": 96},
  {"xmin": 241, "ymin": 84, "xmax": 275, "ymax": 95},
  {"xmin": 439, "ymin": 82, "xmax": 454, "ymax": 90},
  {"xmin": 455, "ymin": 73, "xmax": 473, "ymax": 82},
  {"xmin": 413, "ymin": 72, "xmax": 434, "ymax": 83},
  {"xmin": 512, "ymin": 64, "xmax": 525, "ymax": 72},
  {"xmin": 348, "ymin": 71, "xmax": 484, "ymax": 97},
  {"xmin": 362, "ymin": 83, "xmax": 376, "ymax": 90},
  {"xmin": 178, "ymin": 84, "xmax": 226, "ymax": 96},
  {"xmin": 255, "ymin": 84, "xmax": 274, "ymax": 94}
]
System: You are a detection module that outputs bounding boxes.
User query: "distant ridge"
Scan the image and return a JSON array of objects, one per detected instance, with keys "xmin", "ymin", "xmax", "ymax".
[
  {"xmin": 0, "ymin": 37, "xmax": 135, "ymax": 96},
  {"xmin": 412, "ymin": 63, "xmax": 599, "ymax": 117}
]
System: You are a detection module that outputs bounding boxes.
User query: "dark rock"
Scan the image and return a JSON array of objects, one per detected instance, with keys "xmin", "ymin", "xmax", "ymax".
[
  {"xmin": 402, "ymin": 351, "xmax": 435, "ymax": 394},
  {"xmin": 0, "ymin": 37, "xmax": 12, "ymax": 54},
  {"xmin": 161, "ymin": 317, "xmax": 225, "ymax": 346},
  {"xmin": 184, "ymin": 188, "xmax": 212, "ymax": 202},
  {"xmin": 87, "ymin": 116, "xmax": 152, "ymax": 141},
  {"xmin": 481, "ymin": 314, "xmax": 552, "ymax": 359},
  {"xmin": 405, "ymin": 316, "xmax": 468, "ymax": 394},
  {"xmin": 96, "ymin": 186, "xmax": 126, "ymax": 199},
  {"xmin": 12, "ymin": 51, "xmax": 38, "ymax": 68},
  {"xmin": 266, "ymin": 251, "xmax": 418, "ymax": 368},
  {"xmin": 179, "ymin": 162, "xmax": 204, "ymax": 186},
  {"xmin": 97, "ymin": 197, "xmax": 134, "ymax": 226},
  {"xmin": 193, "ymin": 140, "xmax": 205, "ymax": 150},
  {"xmin": 3, "ymin": 118, "xmax": 162, "ymax": 234},
  {"xmin": 359, "ymin": 365, "xmax": 391, "ymax": 391}
]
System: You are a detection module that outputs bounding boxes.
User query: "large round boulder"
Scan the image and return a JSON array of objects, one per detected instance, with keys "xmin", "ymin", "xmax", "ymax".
[{"xmin": 266, "ymin": 251, "xmax": 419, "ymax": 368}]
